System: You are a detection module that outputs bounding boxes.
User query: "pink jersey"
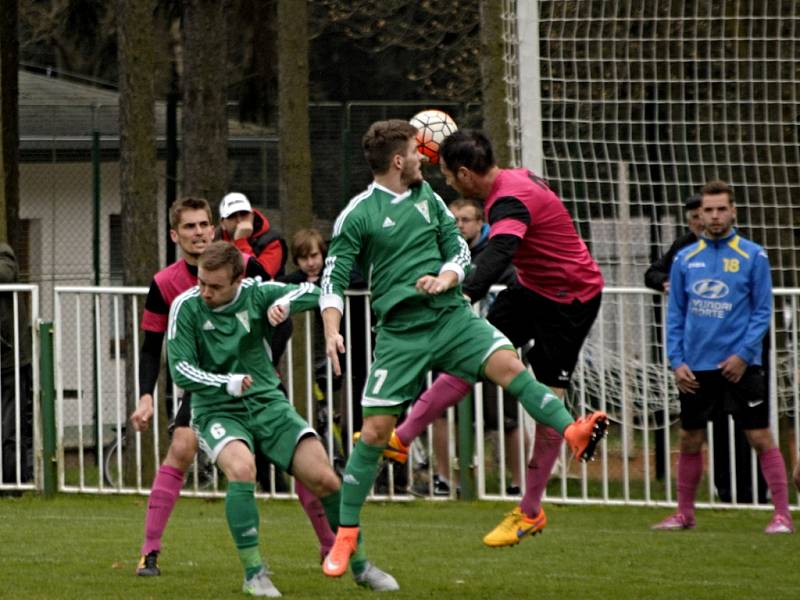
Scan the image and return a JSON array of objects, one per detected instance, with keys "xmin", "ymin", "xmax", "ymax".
[
  {"xmin": 141, "ymin": 259, "xmax": 197, "ymax": 332},
  {"xmin": 485, "ymin": 168, "xmax": 603, "ymax": 303}
]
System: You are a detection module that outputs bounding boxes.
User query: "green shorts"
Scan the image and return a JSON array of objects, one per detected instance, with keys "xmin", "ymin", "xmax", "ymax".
[
  {"xmin": 362, "ymin": 305, "xmax": 513, "ymax": 416},
  {"xmin": 192, "ymin": 393, "xmax": 316, "ymax": 471}
]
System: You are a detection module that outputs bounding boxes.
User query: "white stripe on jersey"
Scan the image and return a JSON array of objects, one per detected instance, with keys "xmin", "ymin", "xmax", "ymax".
[
  {"xmin": 453, "ymin": 234, "xmax": 471, "ymax": 269},
  {"xmin": 176, "ymin": 360, "xmax": 230, "ymax": 387},
  {"xmin": 321, "ymin": 255, "xmax": 337, "ymax": 297},
  {"xmin": 272, "ymin": 282, "xmax": 314, "ymax": 306},
  {"xmin": 332, "ymin": 183, "xmax": 374, "ymax": 237},
  {"xmin": 167, "ymin": 287, "xmax": 201, "ymax": 341}
]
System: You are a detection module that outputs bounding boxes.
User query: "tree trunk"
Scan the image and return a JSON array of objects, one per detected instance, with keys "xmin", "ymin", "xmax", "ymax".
[
  {"xmin": 181, "ymin": 0, "xmax": 228, "ymax": 211},
  {"xmin": 277, "ymin": 0, "xmax": 312, "ymax": 237},
  {"xmin": 479, "ymin": 0, "xmax": 511, "ymax": 167},
  {"xmin": 278, "ymin": 0, "xmax": 312, "ymax": 413},
  {"xmin": 0, "ymin": 0, "xmax": 19, "ymax": 247},
  {"xmin": 118, "ymin": 0, "xmax": 160, "ymax": 484}
]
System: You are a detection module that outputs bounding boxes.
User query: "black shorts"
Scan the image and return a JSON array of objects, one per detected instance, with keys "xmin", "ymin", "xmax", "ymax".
[
  {"xmin": 167, "ymin": 393, "xmax": 192, "ymax": 433},
  {"xmin": 487, "ymin": 284, "xmax": 601, "ymax": 388},
  {"xmin": 679, "ymin": 367, "xmax": 769, "ymax": 431}
]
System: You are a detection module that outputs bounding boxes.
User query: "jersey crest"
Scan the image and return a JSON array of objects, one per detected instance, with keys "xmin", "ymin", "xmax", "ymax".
[
  {"xmin": 236, "ymin": 310, "xmax": 251, "ymax": 333},
  {"xmin": 414, "ymin": 200, "xmax": 430, "ymax": 223}
]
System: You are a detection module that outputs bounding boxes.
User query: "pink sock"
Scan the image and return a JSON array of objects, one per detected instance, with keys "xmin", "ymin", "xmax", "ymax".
[
  {"xmin": 396, "ymin": 374, "xmax": 471, "ymax": 445},
  {"xmin": 295, "ymin": 479, "xmax": 336, "ymax": 557},
  {"xmin": 520, "ymin": 425, "xmax": 562, "ymax": 518},
  {"xmin": 759, "ymin": 447, "xmax": 790, "ymax": 517},
  {"xmin": 141, "ymin": 464, "xmax": 184, "ymax": 555},
  {"xmin": 677, "ymin": 452, "xmax": 703, "ymax": 519}
]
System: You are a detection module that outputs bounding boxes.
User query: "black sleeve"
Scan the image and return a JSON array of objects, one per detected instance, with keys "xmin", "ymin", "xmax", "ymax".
[
  {"xmin": 644, "ymin": 255, "xmax": 671, "ymax": 292},
  {"xmin": 277, "ymin": 269, "xmax": 307, "ymax": 284},
  {"xmin": 245, "ymin": 256, "xmax": 270, "ymax": 280},
  {"xmin": 144, "ymin": 280, "xmax": 169, "ymax": 315},
  {"xmin": 644, "ymin": 232, "xmax": 697, "ymax": 292},
  {"xmin": 462, "ymin": 234, "xmax": 520, "ymax": 302},
  {"xmin": 488, "ymin": 196, "xmax": 531, "ymax": 227},
  {"xmin": 138, "ymin": 330, "xmax": 164, "ymax": 396},
  {"xmin": 270, "ymin": 319, "xmax": 293, "ymax": 367}
]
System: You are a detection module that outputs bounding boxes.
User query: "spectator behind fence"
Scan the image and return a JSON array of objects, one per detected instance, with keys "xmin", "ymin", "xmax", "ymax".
[
  {"xmin": 645, "ymin": 195, "xmax": 765, "ymax": 502},
  {"xmin": 0, "ymin": 242, "xmax": 33, "ymax": 484},
  {"xmin": 654, "ymin": 179, "xmax": 793, "ymax": 534},
  {"xmin": 644, "ymin": 194, "xmax": 703, "ymax": 293},
  {"xmin": 217, "ymin": 192, "xmax": 288, "ymax": 280},
  {"xmin": 218, "ymin": 192, "xmax": 293, "ymax": 372}
]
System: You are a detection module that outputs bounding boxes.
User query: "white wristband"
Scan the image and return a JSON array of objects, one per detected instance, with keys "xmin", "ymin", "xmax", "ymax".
[{"xmin": 226, "ymin": 374, "xmax": 247, "ymax": 397}]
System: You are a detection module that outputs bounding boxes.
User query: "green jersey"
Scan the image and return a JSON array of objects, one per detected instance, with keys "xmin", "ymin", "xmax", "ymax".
[
  {"xmin": 320, "ymin": 180, "xmax": 471, "ymax": 326},
  {"xmin": 167, "ymin": 278, "xmax": 319, "ymax": 409}
]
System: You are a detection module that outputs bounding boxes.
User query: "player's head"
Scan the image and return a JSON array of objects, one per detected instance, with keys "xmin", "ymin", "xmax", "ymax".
[
  {"xmin": 449, "ymin": 197, "xmax": 484, "ymax": 245},
  {"xmin": 197, "ymin": 241, "xmax": 245, "ymax": 308},
  {"xmin": 362, "ymin": 119, "xmax": 422, "ymax": 187},
  {"xmin": 169, "ymin": 197, "xmax": 215, "ymax": 261},
  {"xmin": 700, "ymin": 180, "xmax": 736, "ymax": 240},
  {"xmin": 290, "ymin": 228, "xmax": 326, "ymax": 281},
  {"xmin": 219, "ymin": 192, "xmax": 254, "ymax": 237},
  {"xmin": 683, "ymin": 194, "xmax": 703, "ymax": 237},
  {"xmin": 439, "ymin": 129, "xmax": 496, "ymax": 199}
]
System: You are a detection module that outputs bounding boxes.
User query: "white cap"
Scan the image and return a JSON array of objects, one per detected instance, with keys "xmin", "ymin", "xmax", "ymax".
[{"xmin": 219, "ymin": 192, "xmax": 252, "ymax": 218}]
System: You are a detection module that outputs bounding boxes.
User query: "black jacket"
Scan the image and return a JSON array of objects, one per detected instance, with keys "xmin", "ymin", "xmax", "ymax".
[{"xmin": 644, "ymin": 230, "xmax": 698, "ymax": 292}]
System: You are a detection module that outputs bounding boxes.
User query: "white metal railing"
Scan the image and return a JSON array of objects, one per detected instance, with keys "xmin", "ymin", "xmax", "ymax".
[
  {"xmin": 0, "ymin": 283, "xmax": 39, "ymax": 492},
  {"xmin": 49, "ymin": 284, "xmax": 800, "ymax": 510}
]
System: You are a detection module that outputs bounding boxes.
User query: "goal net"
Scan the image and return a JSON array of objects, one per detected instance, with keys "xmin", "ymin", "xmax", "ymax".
[{"xmin": 504, "ymin": 1, "xmax": 800, "ymax": 426}]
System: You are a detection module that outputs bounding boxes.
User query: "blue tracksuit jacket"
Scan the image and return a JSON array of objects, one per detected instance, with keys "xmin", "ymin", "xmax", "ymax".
[{"xmin": 666, "ymin": 229, "xmax": 772, "ymax": 371}]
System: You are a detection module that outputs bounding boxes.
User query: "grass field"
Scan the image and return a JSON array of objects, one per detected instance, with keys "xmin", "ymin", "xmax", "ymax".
[{"xmin": 0, "ymin": 493, "xmax": 797, "ymax": 599}]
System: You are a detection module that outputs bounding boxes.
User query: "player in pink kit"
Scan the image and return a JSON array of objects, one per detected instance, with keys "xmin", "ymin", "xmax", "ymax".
[{"xmin": 389, "ymin": 129, "xmax": 605, "ymax": 547}]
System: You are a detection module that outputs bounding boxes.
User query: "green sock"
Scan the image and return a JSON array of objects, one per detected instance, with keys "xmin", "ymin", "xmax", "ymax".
[
  {"xmin": 340, "ymin": 439, "xmax": 384, "ymax": 526},
  {"xmin": 321, "ymin": 489, "xmax": 368, "ymax": 574},
  {"xmin": 507, "ymin": 371, "xmax": 573, "ymax": 433},
  {"xmin": 320, "ymin": 490, "xmax": 341, "ymax": 531},
  {"xmin": 226, "ymin": 481, "xmax": 263, "ymax": 578},
  {"xmin": 350, "ymin": 538, "xmax": 368, "ymax": 575}
]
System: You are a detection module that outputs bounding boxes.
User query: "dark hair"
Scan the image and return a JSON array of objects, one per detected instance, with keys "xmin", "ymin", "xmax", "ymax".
[
  {"xmin": 701, "ymin": 180, "xmax": 734, "ymax": 204},
  {"xmin": 198, "ymin": 241, "xmax": 244, "ymax": 280},
  {"xmin": 683, "ymin": 194, "xmax": 702, "ymax": 211},
  {"xmin": 439, "ymin": 129, "xmax": 496, "ymax": 175},
  {"xmin": 169, "ymin": 197, "xmax": 213, "ymax": 229},
  {"xmin": 362, "ymin": 119, "xmax": 418, "ymax": 175},
  {"xmin": 290, "ymin": 228, "xmax": 326, "ymax": 263},
  {"xmin": 448, "ymin": 197, "xmax": 484, "ymax": 221}
]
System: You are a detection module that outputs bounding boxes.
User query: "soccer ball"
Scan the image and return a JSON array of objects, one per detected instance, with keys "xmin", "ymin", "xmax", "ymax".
[{"xmin": 409, "ymin": 109, "xmax": 458, "ymax": 165}]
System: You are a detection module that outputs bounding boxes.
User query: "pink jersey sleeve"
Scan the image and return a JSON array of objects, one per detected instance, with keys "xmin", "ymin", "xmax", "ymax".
[
  {"xmin": 142, "ymin": 309, "xmax": 168, "ymax": 333},
  {"xmin": 489, "ymin": 218, "xmax": 528, "ymax": 239}
]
